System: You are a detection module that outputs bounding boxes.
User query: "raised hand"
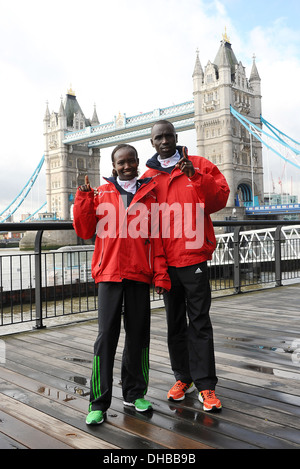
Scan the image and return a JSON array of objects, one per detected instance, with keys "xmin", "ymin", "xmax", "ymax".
[
  {"xmin": 79, "ymin": 175, "xmax": 91, "ymax": 192},
  {"xmin": 176, "ymin": 147, "xmax": 195, "ymax": 177}
]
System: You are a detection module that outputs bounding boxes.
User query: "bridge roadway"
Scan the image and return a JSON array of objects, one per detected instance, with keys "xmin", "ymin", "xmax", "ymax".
[
  {"xmin": 0, "ymin": 283, "xmax": 300, "ymax": 450},
  {"xmin": 62, "ymin": 101, "xmax": 195, "ymax": 148}
]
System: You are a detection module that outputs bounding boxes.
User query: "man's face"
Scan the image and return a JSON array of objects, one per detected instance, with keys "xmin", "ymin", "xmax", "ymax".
[{"xmin": 151, "ymin": 123, "xmax": 178, "ymax": 159}]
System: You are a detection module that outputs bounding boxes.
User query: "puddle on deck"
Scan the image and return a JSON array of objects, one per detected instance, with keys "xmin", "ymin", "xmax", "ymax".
[
  {"xmin": 244, "ymin": 364, "xmax": 300, "ymax": 380},
  {"xmin": 226, "ymin": 336, "xmax": 298, "ymax": 354},
  {"xmin": 226, "ymin": 337, "xmax": 300, "ymax": 380},
  {"xmin": 37, "ymin": 373, "xmax": 89, "ymax": 401},
  {"xmin": 63, "ymin": 357, "xmax": 91, "ymax": 364}
]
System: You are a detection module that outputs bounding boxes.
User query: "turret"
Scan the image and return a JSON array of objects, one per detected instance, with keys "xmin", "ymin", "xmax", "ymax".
[
  {"xmin": 44, "ymin": 88, "xmax": 101, "ymax": 220},
  {"xmin": 249, "ymin": 55, "xmax": 262, "ymax": 117},
  {"xmin": 193, "ymin": 32, "xmax": 264, "ymax": 216}
]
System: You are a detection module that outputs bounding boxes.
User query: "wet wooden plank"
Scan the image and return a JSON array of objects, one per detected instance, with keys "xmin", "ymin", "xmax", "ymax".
[
  {"xmin": 0, "ymin": 284, "xmax": 299, "ymax": 449},
  {"xmin": 0, "ymin": 366, "xmax": 211, "ymax": 450},
  {"xmin": 0, "ymin": 344, "xmax": 293, "ymax": 449},
  {"xmin": 0, "ymin": 336, "xmax": 239, "ymax": 449},
  {"xmin": 0, "ymin": 409, "xmax": 72, "ymax": 449},
  {"xmin": 0, "ymin": 364, "xmax": 174, "ymax": 450},
  {"xmin": 0, "ymin": 431, "xmax": 27, "ymax": 449},
  {"xmin": 0, "ymin": 393, "xmax": 118, "ymax": 450}
]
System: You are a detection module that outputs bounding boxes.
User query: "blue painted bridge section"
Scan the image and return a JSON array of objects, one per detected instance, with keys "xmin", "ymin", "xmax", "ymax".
[
  {"xmin": 62, "ymin": 101, "xmax": 195, "ymax": 148},
  {"xmin": 246, "ymin": 203, "xmax": 300, "ymax": 215}
]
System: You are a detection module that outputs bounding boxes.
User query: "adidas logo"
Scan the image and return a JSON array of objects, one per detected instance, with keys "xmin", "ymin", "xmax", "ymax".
[{"xmin": 195, "ymin": 267, "xmax": 202, "ymax": 274}]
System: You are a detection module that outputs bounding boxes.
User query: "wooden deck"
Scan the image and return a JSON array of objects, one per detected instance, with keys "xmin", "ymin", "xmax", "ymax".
[{"xmin": 0, "ymin": 283, "xmax": 300, "ymax": 451}]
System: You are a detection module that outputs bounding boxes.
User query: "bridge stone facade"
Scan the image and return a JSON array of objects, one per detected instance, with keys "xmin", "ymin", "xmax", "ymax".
[
  {"xmin": 193, "ymin": 34, "xmax": 264, "ymax": 218},
  {"xmin": 44, "ymin": 35, "xmax": 264, "ymax": 221},
  {"xmin": 43, "ymin": 88, "xmax": 101, "ymax": 220}
]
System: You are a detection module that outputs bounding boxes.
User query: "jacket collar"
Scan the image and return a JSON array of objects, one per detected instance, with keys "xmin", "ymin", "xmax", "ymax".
[
  {"xmin": 102, "ymin": 177, "xmax": 155, "ymax": 205},
  {"xmin": 103, "ymin": 176, "xmax": 152, "ymax": 190},
  {"xmin": 146, "ymin": 146, "xmax": 185, "ymax": 173}
]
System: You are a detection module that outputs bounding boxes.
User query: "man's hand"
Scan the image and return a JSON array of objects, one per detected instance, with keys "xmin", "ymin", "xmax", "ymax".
[
  {"xmin": 176, "ymin": 149, "xmax": 195, "ymax": 177},
  {"xmin": 79, "ymin": 175, "xmax": 91, "ymax": 192},
  {"xmin": 176, "ymin": 157, "xmax": 195, "ymax": 177}
]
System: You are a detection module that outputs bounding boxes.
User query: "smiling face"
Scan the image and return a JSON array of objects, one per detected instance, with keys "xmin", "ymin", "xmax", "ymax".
[
  {"xmin": 112, "ymin": 146, "xmax": 139, "ymax": 181},
  {"xmin": 151, "ymin": 121, "xmax": 178, "ymax": 159}
]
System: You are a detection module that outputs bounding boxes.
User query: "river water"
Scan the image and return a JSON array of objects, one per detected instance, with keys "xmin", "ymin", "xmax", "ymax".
[
  {"xmin": 0, "ymin": 246, "xmax": 98, "ymax": 332},
  {"xmin": 0, "ymin": 246, "xmax": 94, "ymax": 292}
]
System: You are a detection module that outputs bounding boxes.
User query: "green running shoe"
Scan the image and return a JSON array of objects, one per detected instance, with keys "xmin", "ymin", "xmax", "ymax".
[
  {"xmin": 85, "ymin": 410, "xmax": 105, "ymax": 425},
  {"xmin": 123, "ymin": 398, "xmax": 152, "ymax": 412}
]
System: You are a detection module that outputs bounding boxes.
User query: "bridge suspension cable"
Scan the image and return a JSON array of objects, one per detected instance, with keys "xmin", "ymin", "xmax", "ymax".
[
  {"xmin": 230, "ymin": 106, "xmax": 300, "ymax": 171},
  {"xmin": 20, "ymin": 202, "xmax": 47, "ymax": 222},
  {"xmin": 0, "ymin": 155, "xmax": 45, "ymax": 223},
  {"xmin": 260, "ymin": 116, "xmax": 300, "ymax": 150}
]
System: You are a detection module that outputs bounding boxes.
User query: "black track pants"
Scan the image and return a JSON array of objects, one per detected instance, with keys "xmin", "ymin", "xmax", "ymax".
[
  {"xmin": 163, "ymin": 262, "xmax": 217, "ymax": 391},
  {"xmin": 89, "ymin": 280, "xmax": 150, "ymax": 412}
]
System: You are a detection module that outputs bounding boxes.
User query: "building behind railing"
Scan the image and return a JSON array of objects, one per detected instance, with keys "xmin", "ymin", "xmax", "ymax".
[{"xmin": 0, "ymin": 221, "xmax": 299, "ymax": 331}]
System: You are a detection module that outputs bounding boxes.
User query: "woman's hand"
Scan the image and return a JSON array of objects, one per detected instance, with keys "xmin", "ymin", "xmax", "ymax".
[{"xmin": 79, "ymin": 175, "xmax": 91, "ymax": 192}]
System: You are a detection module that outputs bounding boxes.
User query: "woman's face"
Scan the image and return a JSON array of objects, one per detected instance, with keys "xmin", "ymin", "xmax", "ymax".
[{"xmin": 113, "ymin": 147, "xmax": 139, "ymax": 180}]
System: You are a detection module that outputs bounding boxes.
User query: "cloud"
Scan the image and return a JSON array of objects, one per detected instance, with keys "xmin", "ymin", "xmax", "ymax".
[{"xmin": 243, "ymin": 19, "xmax": 300, "ymax": 197}]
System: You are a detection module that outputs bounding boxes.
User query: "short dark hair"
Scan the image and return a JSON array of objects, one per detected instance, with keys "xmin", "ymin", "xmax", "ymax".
[{"xmin": 151, "ymin": 119, "xmax": 176, "ymax": 134}]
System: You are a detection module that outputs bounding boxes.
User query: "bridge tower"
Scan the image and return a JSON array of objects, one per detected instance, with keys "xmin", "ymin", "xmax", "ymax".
[
  {"xmin": 43, "ymin": 88, "xmax": 101, "ymax": 220},
  {"xmin": 193, "ymin": 33, "xmax": 264, "ymax": 216}
]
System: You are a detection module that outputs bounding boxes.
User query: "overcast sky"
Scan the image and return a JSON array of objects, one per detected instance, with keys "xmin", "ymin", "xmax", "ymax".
[{"xmin": 1, "ymin": 0, "xmax": 300, "ymax": 218}]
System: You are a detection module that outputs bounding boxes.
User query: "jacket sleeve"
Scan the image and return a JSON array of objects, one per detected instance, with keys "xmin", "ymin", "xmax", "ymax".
[
  {"xmin": 189, "ymin": 158, "xmax": 230, "ymax": 214},
  {"xmin": 147, "ymin": 191, "xmax": 171, "ymax": 291},
  {"xmin": 73, "ymin": 189, "xmax": 97, "ymax": 240},
  {"xmin": 152, "ymin": 235, "xmax": 171, "ymax": 291}
]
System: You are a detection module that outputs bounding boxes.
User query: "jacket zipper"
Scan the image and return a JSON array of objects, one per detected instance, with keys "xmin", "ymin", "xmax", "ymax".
[
  {"xmin": 148, "ymin": 243, "xmax": 152, "ymax": 270},
  {"xmin": 144, "ymin": 239, "xmax": 151, "ymax": 270},
  {"xmin": 98, "ymin": 242, "xmax": 104, "ymax": 267}
]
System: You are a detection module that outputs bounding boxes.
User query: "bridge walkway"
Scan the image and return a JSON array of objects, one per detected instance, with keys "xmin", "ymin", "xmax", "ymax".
[{"xmin": 0, "ymin": 283, "xmax": 300, "ymax": 450}]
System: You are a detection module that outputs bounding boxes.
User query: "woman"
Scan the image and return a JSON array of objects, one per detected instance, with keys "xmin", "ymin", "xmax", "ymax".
[{"xmin": 73, "ymin": 144, "xmax": 170, "ymax": 425}]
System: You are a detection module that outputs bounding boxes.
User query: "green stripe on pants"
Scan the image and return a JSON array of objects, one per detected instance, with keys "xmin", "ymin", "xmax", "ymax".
[{"xmin": 92, "ymin": 356, "xmax": 101, "ymax": 399}]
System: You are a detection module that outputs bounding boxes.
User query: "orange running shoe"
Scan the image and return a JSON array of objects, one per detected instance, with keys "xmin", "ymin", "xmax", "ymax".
[
  {"xmin": 167, "ymin": 381, "xmax": 195, "ymax": 401},
  {"xmin": 199, "ymin": 390, "xmax": 222, "ymax": 411}
]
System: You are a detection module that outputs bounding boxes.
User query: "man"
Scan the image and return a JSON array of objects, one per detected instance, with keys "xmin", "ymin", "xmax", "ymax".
[{"xmin": 142, "ymin": 120, "xmax": 229, "ymax": 411}]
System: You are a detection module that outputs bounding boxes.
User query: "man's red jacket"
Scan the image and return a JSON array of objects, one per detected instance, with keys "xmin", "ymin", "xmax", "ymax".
[
  {"xmin": 141, "ymin": 147, "xmax": 230, "ymax": 268},
  {"xmin": 73, "ymin": 177, "xmax": 171, "ymax": 290}
]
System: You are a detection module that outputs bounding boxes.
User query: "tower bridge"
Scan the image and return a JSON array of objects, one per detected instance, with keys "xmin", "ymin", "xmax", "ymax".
[
  {"xmin": 62, "ymin": 101, "xmax": 195, "ymax": 148},
  {"xmin": 1, "ymin": 33, "xmax": 299, "ymax": 224},
  {"xmin": 42, "ymin": 33, "xmax": 265, "ymax": 221}
]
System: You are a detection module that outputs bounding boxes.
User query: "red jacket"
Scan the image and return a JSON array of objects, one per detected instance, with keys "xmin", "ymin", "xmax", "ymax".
[
  {"xmin": 141, "ymin": 147, "xmax": 230, "ymax": 267},
  {"xmin": 73, "ymin": 177, "xmax": 170, "ymax": 290}
]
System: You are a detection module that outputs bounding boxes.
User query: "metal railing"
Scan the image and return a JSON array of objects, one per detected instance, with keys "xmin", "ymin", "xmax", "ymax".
[
  {"xmin": 211, "ymin": 220, "xmax": 300, "ymax": 294},
  {"xmin": 0, "ymin": 220, "xmax": 299, "ymax": 330}
]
